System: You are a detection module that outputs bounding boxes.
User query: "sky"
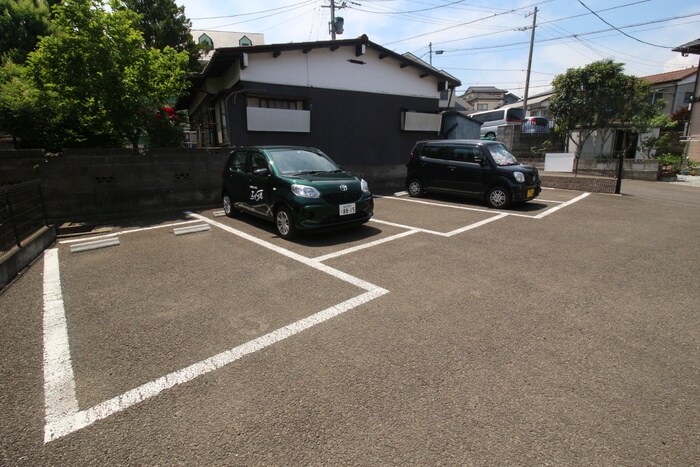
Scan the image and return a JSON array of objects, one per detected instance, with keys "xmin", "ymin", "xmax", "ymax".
[{"xmin": 175, "ymin": 0, "xmax": 700, "ymax": 98}]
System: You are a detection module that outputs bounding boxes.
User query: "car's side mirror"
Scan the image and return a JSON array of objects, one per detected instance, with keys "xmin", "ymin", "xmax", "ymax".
[{"xmin": 253, "ymin": 168, "xmax": 269, "ymax": 176}]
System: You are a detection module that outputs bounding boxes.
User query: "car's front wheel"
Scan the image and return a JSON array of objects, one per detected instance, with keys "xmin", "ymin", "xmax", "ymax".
[
  {"xmin": 222, "ymin": 193, "xmax": 238, "ymax": 217},
  {"xmin": 275, "ymin": 206, "xmax": 298, "ymax": 240},
  {"xmin": 486, "ymin": 186, "xmax": 510, "ymax": 209},
  {"xmin": 407, "ymin": 179, "xmax": 424, "ymax": 197}
]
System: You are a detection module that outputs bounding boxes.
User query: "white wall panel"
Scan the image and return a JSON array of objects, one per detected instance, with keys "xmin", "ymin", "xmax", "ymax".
[
  {"xmin": 246, "ymin": 107, "xmax": 311, "ymax": 132},
  {"xmin": 240, "ymin": 48, "xmax": 439, "ymax": 99}
]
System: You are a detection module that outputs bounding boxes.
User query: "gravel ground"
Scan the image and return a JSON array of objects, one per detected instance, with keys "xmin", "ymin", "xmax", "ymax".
[{"xmin": 664, "ymin": 174, "xmax": 700, "ymax": 187}]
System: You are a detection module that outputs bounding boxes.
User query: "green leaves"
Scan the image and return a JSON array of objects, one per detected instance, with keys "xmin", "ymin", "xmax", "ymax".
[
  {"xmin": 14, "ymin": 0, "xmax": 189, "ymax": 149},
  {"xmin": 0, "ymin": 0, "xmax": 52, "ymax": 63},
  {"xmin": 549, "ymin": 59, "xmax": 660, "ymax": 156}
]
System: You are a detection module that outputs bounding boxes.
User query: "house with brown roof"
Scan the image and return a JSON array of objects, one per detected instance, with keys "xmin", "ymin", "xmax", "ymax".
[
  {"xmin": 642, "ymin": 67, "xmax": 697, "ymax": 117},
  {"xmin": 672, "ymin": 39, "xmax": 700, "ymax": 163}
]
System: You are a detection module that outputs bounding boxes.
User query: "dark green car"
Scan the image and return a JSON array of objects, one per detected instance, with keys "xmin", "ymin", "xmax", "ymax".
[{"xmin": 221, "ymin": 146, "xmax": 374, "ymax": 239}]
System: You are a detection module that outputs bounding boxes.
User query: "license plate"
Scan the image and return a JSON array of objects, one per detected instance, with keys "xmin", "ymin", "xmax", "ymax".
[
  {"xmin": 527, "ymin": 188, "xmax": 535, "ymax": 198},
  {"xmin": 339, "ymin": 203, "xmax": 356, "ymax": 216}
]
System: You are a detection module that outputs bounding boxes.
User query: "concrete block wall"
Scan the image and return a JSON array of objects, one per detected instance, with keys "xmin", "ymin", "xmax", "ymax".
[
  {"xmin": 540, "ymin": 174, "xmax": 617, "ymax": 193},
  {"xmin": 1, "ymin": 149, "xmax": 229, "ymax": 222}
]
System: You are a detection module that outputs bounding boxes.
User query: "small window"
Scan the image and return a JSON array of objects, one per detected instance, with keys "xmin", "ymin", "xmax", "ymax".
[
  {"xmin": 423, "ymin": 145, "xmax": 452, "ymax": 160},
  {"xmin": 230, "ymin": 152, "xmax": 246, "ymax": 172},
  {"xmin": 453, "ymin": 146, "xmax": 482, "ymax": 163},
  {"xmin": 198, "ymin": 33, "xmax": 213, "ymax": 49},
  {"xmin": 247, "ymin": 96, "xmax": 306, "ymax": 110},
  {"xmin": 239, "ymin": 35, "xmax": 252, "ymax": 46},
  {"xmin": 477, "ymin": 103, "xmax": 488, "ymax": 110},
  {"xmin": 250, "ymin": 153, "xmax": 268, "ymax": 173},
  {"xmin": 423, "ymin": 145, "xmax": 442, "ymax": 159}
]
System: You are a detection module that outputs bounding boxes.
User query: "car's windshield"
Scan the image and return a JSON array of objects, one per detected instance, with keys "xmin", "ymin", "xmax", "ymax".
[
  {"xmin": 487, "ymin": 144, "xmax": 520, "ymax": 166},
  {"xmin": 267, "ymin": 149, "xmax": 340, "ymax": 175}
]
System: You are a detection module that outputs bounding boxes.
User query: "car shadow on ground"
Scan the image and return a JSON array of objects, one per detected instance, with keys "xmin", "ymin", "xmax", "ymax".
[{"xmin": 226, "ymin": 212, "xmax": 385, "ymax": 248}]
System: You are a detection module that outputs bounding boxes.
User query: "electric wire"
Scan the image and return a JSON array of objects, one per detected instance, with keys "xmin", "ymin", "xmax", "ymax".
[{"xmin": 576, "ymin": 0, "xmax": 673, "ymax": 48}]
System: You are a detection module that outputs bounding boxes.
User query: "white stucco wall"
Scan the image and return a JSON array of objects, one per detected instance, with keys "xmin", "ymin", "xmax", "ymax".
[{"xmin": 239, "ymin": 47, "xmax": 441, "ymax": 99}]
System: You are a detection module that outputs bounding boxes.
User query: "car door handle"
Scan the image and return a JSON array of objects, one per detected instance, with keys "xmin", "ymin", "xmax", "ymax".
[{"xmin": 447, "ymin": 166, "xmax": 456, "ymax": 171}]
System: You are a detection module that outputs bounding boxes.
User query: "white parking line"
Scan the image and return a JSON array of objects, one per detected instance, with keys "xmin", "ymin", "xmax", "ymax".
[
  {"xmin": 370, "ymin": 218, "xmax": 449, "ymax": 236},
  {"xmin": 313, "ymin": 229, "xmax": 420, "ymax": 262},
  {"xmin": 534, "ymin": 192, "xmax": 590, "ymax": 219},
  {"xmin": 376, "ymin": 191, "xmax": 589, "ymax": 220},
  {"xmin": 370, "ymin": 213, "xmax": 507, "ymax": 237},
  {"xmin": 535, "ymin": 199, "xmax": 565, "ymax": 204},
  {"xmin": 43, "ymin": 215, "xmax": 389, "ymax": 442},
  {"xmin": 375, "ymin": 195, "xmax": 538, "ymax": 219},
  {"xmin": 42, "ymin": 249, "xmax": 79, "ymax": 443}
]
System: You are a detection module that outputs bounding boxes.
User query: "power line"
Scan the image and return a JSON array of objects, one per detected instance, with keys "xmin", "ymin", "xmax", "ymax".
[
  {"xmin": 189, "ymin": 1, "xmax": 316, "ymax": 21},
  {"xmin": 442, "ymin": 12, "xmax": 700, "ymax": 53},
  {"xmin": 538, "ymin": 0, "xmax": 651, "ymax": 27},
  {"xmin": 353, "ymin": 0, "xmax": 470, "ymax": 15},
  {"xmin": 409, "ymin": 0, "xmax": 648, "ymax": 52},
  {"xmin": 576, "ymin": 0, "xmax": 672, "ymax": 48},
  {"xmin": 193, "ymin": 1, "xmax": 317, "ymax": 30},
  {"xmin": 382, "ymin": 0, "xmax": 554, "ymax": 46}
]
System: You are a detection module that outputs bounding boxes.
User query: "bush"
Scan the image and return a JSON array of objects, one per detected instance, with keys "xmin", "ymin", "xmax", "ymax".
[{"xmin": 657, "ymin": 153, "xmax": 682, "ymax": 172}]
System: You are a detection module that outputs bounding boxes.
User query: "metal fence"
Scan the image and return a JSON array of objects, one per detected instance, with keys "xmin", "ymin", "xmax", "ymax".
[{"xmin": 0, "ymin": 181, "xmax": 48, "ymax": 254}]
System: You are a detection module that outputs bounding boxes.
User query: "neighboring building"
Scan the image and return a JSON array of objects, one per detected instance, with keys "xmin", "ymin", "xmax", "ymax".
[
  {"xmin": 503, "ymin": 90, "xmax": 554, "ymax": 119},
  {"xmin": 182, "ymin": 35, "xmax": 460, "ymax": 182},
  {"xmin": 672, "ymin": 39, "xmax": 700, "ymax": 163},
  {"xmin": 458, "ymin": 86, "xmax": 516, "ymax": 112},
  {"xmin": 191, "ymin": 30, "xmax": 265, "ymax": 64},
  {"xmin": 642, "ymin": 67, "xmax": 697, "ymax": 117},
  {"xmin": 440, "ymin": 111, "xmax": 481, "ymax": 140}
]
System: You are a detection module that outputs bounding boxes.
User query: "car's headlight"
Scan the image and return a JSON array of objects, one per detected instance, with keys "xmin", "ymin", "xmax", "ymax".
[
  {"xmin": 360, "ymin": 179, "xmax": 369, "ymax": 193},
  {"xmin": 291, "ymin": 184, "xmax": 321, "ymax": 198},
  {"xmin": 513, "ymin": 171, "xmax": 525, "ymax": 183}
]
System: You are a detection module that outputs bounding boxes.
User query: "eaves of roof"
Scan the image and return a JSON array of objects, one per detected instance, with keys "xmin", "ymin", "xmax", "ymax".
[
  {"xmin": 673, "ymin": 38, "xmax": 700, "ymax": 55},
  {"xmin": 196, "ymin": 34, "xmax": 461, "ymax": 88}
]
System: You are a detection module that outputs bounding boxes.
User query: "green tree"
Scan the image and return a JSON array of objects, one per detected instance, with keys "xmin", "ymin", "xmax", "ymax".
[
  {"xmin": 0, "ymin": 0, "xmax": 53, "ymax": 63},
  {"xmin": 549, "ymin": 60, "xmax": 658, "ymax": 161},
  {"xmin": 0, "ymin": 58, "xmax": 54, "ymax": 148},
  {"xmin": 122, "ymin": 0, "xmax": 201, "ymax": 71},
  {"xmin": 25, "ymin": 0, "xmax": 189, "ymax": 149}
]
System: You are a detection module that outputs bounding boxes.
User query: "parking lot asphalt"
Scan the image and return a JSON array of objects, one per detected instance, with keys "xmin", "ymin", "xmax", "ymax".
[{"xmin": 1, "ymin": 181, "xmax": 699, "ymax": 465}]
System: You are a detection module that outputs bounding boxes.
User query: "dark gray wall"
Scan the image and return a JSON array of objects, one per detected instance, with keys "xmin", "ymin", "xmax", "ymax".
[
  {"xmin": 1, "ymin": 149, "xmax": 229, "ymax": 222},
  {"xmin": 230, "ymin": 82, "xmax": 442, "ymax": 168}
]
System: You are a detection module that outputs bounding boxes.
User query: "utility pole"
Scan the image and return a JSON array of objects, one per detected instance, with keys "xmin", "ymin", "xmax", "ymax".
[
  {"xmin": 428, "ymin": 42, "xmax": 443, "ymax": 67},
  {"xmin": 523, "ymin": 6, "xmax": 538, "ymax": 117},
  {"xmin": 330, "ymin": 0, "xmax": 337, "ymax": 40},
  {"xmin": 324, "ymin": 0, "xmax": 346, "ymax": 40}
]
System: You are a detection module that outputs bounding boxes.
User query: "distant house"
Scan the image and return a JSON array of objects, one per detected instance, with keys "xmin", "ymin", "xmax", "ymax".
[
  {"xmin": 181, "ymin": 35, "xmax": 460, "ymax": 183},
  {"xmin": 503, "ymin": 90, "xmax": 554, "ymax": 119},
  {"xmin": 672, "ymin": 39, "xmax": 700, "ymax": 163},
  {"xmin": 457, "ymin": 86, "xmax": 517, "ymax": 112},
  {"xmin": 191, "ymin": 30, "xmax": 265, "ymax": 65},
  {"xmin": 642, "ymin": 67, "xmax": 696, "ymax": 117}
]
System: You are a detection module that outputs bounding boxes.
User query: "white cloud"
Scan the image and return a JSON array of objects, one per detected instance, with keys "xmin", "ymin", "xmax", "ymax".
[{"xmin": 663, "ymin": 54, "xmax": 698, "ymax": 72}]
